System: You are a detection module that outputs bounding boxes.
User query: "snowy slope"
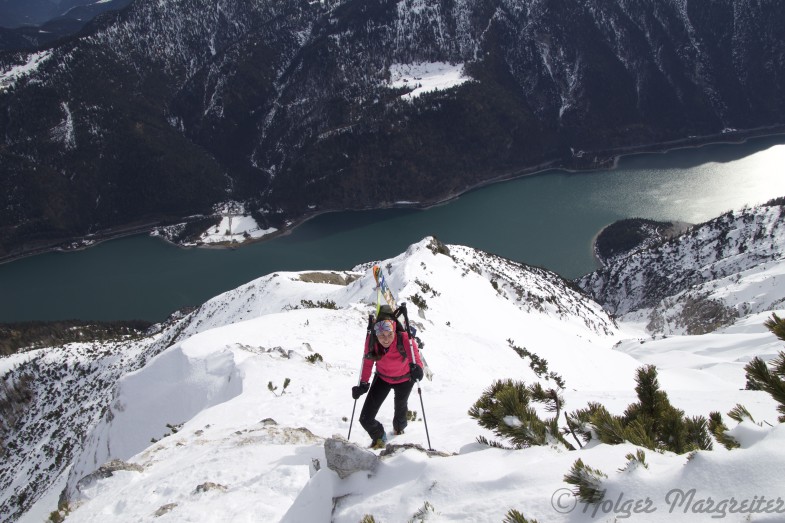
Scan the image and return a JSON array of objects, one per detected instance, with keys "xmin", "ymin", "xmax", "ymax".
[
  {"xmin": 4, "ymin": 233, "xmax": 785, "ymax": 523},
  {"xmin": 0, "ymin": 317, "xmax": 185, "ymax": 522}
]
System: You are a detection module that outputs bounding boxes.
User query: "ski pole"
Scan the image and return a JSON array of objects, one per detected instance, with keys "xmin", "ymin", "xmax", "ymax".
[
  {"xmin": 346, "ymin": 358, "xmax": 365, "ymax": 441},
  {"xmin": 347, "ymin": 397, "xmax": 358, "ymax": 440},
  {"xmin": 417, "ymin": 381, "xmax": 433, "ymax": 451},
  {"xmin": 400, "ymin": 303, "xmax": 433, "ymax": 450},
  {"xmin": 349, "ymin": 314, "xmax": 375, "ymax": 440},
  {"xmin": 348, "ymin": 355, "xmax": 364, "ymax": 440}
]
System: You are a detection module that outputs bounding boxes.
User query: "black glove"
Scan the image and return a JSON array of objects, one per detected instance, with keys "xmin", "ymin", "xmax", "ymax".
[
  {"xmin": 410, "ymin": 363, "xmax": 424, "ymax": 382},
  {"xmin": 352, "ymin": 382, "xmax": 369, "ymax": 399}
]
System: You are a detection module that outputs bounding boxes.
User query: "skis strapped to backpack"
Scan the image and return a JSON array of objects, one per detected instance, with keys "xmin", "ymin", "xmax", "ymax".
[{"xmin": 372, "ymin": 265, "xmax": 434, "ymax": 381}]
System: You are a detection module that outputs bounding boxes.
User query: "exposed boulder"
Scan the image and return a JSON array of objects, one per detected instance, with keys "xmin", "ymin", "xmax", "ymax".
[
  {"xmin": 194, "ymin": 482, "xmax": 228, "ymax": 494},
  {"xmin": 324, "ymin": 435, "xmax": 380, "ymax": 479}
]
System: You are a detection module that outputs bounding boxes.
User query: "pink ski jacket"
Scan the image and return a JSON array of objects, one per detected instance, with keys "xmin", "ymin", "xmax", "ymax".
[{"xmin": 361, "ymin": 331, "xmax": 422, "ymax": 384}]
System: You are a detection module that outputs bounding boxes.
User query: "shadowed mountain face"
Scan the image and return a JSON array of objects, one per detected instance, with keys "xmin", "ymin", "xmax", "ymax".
[
  {"xmin": 0, "ymin": 1, "xmax": 136, "ymax": 51},
  {"xmin": 0, "ymin": 0, "xmax": 128, "ymax": 29},
  {"xmin": 1, "ymin": 0, "xmax": 785, "ymax": 258}
]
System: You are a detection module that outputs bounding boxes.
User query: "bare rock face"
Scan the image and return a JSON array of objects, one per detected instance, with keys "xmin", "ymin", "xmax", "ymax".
[{"xmin": 324, "ymin": 435, "xmax": 380, "ymax": 479}]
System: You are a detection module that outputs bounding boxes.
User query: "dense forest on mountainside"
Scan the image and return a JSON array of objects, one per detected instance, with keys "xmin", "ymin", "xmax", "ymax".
[{"xmin": 2, "ymin": 0, "xmax": 785, "ymax": 260}]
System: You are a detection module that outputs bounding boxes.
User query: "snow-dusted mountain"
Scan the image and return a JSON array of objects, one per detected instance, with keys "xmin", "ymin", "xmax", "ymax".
[
  {"xmin": 0, "ymin": 0, "xmax": 131, "ymax": 30},
  {"xmin": 2, "ymin": 0, "xmax": 785, "ymax": 260},
  {"xmin": 578, "ymin": 198, "xmax": 785, "ymax": 335},
  {"xmin": 0, "ymin": 0, "xmax": 135, "ymax": 50},
  {"xmin": 2, "ymin": 201, "xmax": 785, "ymax": 522}
]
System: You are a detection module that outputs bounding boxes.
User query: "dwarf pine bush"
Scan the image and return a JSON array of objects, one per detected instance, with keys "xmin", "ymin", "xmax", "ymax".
[
  {"xmin": 566, "ymin": 365, "xmax": 712, "ymax": 454},
  {"xmin": 305, "ymin": 353, "xmax": 323, "ymax": 364},
  {"xmin": 507, "ymin": 339, "xmax": 565, "ymax": 388},
  {"xmin": 711, "ymin": 314, "xmax": 785, "ymax": 448},
  {"xmin": 408, "ymin": 501, "xmax": 436, "ymax": 522},
  {"xmin": 299, "ymin": 299, "xmax": 338, "ymax": 309},
  {"xmin": 744, "ymin": 313, "xmax": 785, "ymax": 421},
  {"xmin": 268, "ymin": 378, "xmax": 291, "ymax": 396},
  {"xmin": 409, "ymin": 293, "xmax": 428, "ymax": 310},
  {"xmin": 468, "ymin": 379, "xmax": 570, "ymax": 449},
  {"xmin": 503, "ymin": 509, "xmax": 540, "ymax": 523}
]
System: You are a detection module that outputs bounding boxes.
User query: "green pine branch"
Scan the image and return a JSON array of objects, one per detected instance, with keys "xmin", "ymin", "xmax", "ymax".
[
  {"xmin": 744, "ymin": 354, "xmax": 785, "ymax": 422},
  {"xmin": 708, "ymin": 411, "xmax": 740, "ymax": 450},
  {"xmin": 618, "ymin": 449, "xmax": 649, "ymax": 472},
  {"xmin": 503, "ymin": 509, "xmax": 540, "ymax": 523},
  {"xmin": 469, "ymin": 379, "xmax": 570, "ymax": 449},
  {"xmin": 764, "ymin": 313, "xmax": 785, "ymax": 343},
  {"xmin": 564, "ymin": 458, "xmax": 607, "ymax": 504},
  {"xmin": 727, "ymin": 404, "xmax": 755, "ymax": 424}
]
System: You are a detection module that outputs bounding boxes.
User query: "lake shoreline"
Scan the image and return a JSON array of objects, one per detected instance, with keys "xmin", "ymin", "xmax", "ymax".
[
  {"xmin": 2, "ymin": 126, "xmax": 784, "ymax": 267},
  {"xmin": 588, "ymin": 219, "xmax": 695, "ymax": 274}
]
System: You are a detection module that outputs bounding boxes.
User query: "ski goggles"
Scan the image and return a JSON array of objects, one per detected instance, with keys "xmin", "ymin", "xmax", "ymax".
[{"xmin": 373, "ymin": 320, "xmax": 395, "ymax": 336}]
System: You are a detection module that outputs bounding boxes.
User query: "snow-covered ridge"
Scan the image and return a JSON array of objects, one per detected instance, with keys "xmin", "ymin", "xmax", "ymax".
[
  {"xmin": 3, "ymin": 236, "xmax": 625, "ymax": 520},
  {"xmin": 2, "ymin": 223, "xmax": 785, "ymax": 522}
]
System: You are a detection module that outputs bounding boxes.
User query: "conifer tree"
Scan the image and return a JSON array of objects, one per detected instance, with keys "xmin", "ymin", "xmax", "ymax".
[
  {"xmin": 567, "ymin": 365, "xmax": 712, "ymax": 453},
  {"xmin": 744, "ymin": 313, "xmax": 785, "ymax": 421}
]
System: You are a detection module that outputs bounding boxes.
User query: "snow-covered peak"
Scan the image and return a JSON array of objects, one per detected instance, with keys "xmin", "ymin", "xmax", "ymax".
[{"xmin": 175, "ymin": 237, "xmax": 617, "ymax": 343}]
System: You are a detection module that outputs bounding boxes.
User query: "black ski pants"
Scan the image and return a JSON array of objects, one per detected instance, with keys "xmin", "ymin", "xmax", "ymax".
[{"xmin": 359, "ymin": 375, "xmax": 414, "ymax": 441}]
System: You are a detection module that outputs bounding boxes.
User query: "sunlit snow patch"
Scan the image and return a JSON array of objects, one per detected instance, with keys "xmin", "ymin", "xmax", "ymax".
[
  {"xmin": 388, "ymin": 62, "xmax": 469, "ymax": 100},
  {"xmin": 199, "ymin": 214, "xmax": 276, "ymax": 244},
  {"xmin": 198, "ymin": 202, "xmax": 276, "ymax": 244}
]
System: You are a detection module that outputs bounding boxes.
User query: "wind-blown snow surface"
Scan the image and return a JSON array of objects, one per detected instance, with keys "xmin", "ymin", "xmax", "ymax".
[{"xmin": 7, "ymin": 236, "xmax": 785, "ymax": 522}]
